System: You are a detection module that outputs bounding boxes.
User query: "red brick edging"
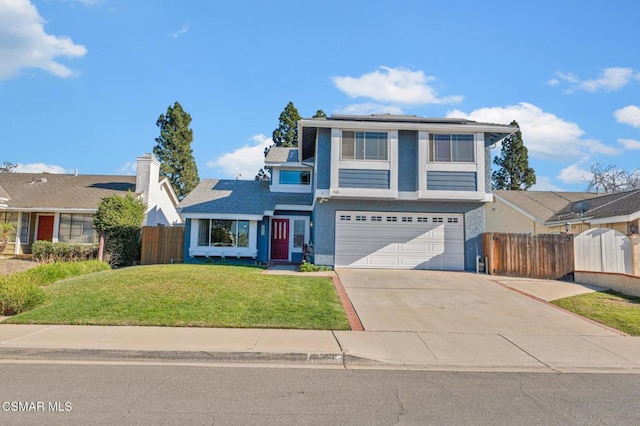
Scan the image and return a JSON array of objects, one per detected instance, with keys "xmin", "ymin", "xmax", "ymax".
[{"xmin": 331, "ymin": 273, "xmax": 364, "ymax": 331}]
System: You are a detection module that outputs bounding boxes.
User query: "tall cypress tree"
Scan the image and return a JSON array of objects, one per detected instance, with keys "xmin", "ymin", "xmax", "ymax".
[
  {"xmin": 272, "ymin": 101, "xmax": 301, "ymax": 148},
  {"xmin": 153, "ymin": 102, "xmax": 200, "ymax": 199},
  {"xmin": 492, "ymin": 120, "xmax": 536, "ymax": 190}
]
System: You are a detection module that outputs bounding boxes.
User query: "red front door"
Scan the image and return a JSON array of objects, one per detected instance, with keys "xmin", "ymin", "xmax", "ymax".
[
  {"xmin": 271, "ymin": 219, "xmax": 289, "ymax": 261},
  {"xmin": 37, "ymin": 215, "xmax": 54, "ymax": 241}
]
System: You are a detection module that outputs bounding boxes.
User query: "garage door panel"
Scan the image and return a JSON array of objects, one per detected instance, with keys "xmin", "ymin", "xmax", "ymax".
[{"xmin": 335, "ymin": 211, "xmax": 464, "ymax": 270}]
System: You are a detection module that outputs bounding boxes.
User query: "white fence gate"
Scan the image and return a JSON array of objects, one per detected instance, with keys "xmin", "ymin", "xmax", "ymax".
[{"xmin": 574, "ymin": 228, "xmax": 632, "ymax": 274}]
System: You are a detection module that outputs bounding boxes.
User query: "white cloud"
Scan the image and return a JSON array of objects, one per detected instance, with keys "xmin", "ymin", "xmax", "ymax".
[
  {"xmin": 447, "ymin": 102, "xmax": 618, "ymax": 159},
  {"xmin": 557, "ymin": 159, "xmax": 593, "ymax": 184},
  {"xmin": 529, "ymin": 176, "xmax": 565, "ymax": 191},
  {"xmin": 206, "ymin": 134, "xmax": 272, "ymax": 179},
  {"xmin": 171, "ymin": 22, "xmax": 190, "ymax": 38},
  {"xmin": 117, "ymin": 161, "xmax": 137, "ymax": 175},
  {"xmin": 333, "ymin": 66, "xmax": 463, "ymax": 105},
  {"xmin": 334, "ymin": 103, "xmax": 404, "ymax": 115},
  {"xmin": 15, "ymin": 163, "xmax": 69, "ymax": 174},
  {"xmin": 614, "ymin": 105, "xmax": 640, "ymax": 128},
  {"xmin": 0, "ymin": 0, "xmax": 87, "ymax": 79},
  {"xmin": 618, "ymin": 138, "xmax": 640, "ymax": 150},
  {"xmin": 550, "ymin": 67, "xmax": 639, "ymax": 93}
]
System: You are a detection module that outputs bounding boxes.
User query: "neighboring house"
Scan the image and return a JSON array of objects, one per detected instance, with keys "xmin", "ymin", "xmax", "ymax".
[
  {"xmin": 0, "ymin": 154, "xmax": 181, "ymax": 255},
  {"xmin": 487, "ymin": 189, "xmax": 640, "ymax": 235},
  {"xmin": 178, "ymin": 114, "xmax": 516, "ymax": 270}
]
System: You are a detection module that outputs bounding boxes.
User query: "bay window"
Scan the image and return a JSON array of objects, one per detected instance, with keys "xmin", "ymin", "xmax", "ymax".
[{"xmin": 198, "ymin": 219, "xmax": 249, "ymax": 248}]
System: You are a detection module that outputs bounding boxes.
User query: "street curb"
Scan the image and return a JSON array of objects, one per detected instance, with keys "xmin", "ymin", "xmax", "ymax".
[{"xmin": 0, "ymin": 348, "xmax": 345, "ymax": 365}]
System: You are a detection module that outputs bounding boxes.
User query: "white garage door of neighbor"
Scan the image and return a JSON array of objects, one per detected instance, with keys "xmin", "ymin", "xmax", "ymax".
[{"xmin": 334, "ymin": 211, "xmax": 464, "ymax": 270}]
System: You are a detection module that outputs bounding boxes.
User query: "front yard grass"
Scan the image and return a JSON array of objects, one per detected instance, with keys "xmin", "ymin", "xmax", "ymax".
[
  {"xmin": 4, "ymin": 264, "xmax": 350, "ymax": 330},
  {"xmin": 551, "ymin": 290, "xmax": 640, "ymax": 336}
]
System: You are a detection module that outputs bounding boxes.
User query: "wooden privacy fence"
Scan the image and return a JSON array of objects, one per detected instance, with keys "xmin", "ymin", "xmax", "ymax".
[
  {"xmin": 141, "ymin": 226, "xmax": 184, "ymax": 265},
  {"xmin": 482, "ymin": 233, "xmax": 575, "ymax": 281}
]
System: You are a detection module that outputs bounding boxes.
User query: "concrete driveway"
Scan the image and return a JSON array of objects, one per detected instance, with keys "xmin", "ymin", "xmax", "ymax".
[{"xmin": 336, "ymin": 269, "xmax": 617, "ymax": 336}]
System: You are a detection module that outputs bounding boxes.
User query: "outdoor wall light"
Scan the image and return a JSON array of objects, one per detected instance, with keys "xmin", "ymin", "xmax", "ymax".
[
  {"xmin": 564, "ymin": 222, "xmax": 570, "ymax": 233},
  {"xmin": 630, "ymin": 223, "xmax": 638, "ymax": 234}
]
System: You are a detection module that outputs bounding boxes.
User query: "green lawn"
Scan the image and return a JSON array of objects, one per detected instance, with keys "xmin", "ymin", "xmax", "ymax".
[
  {"xmin": 551, "ymin": 290, "xmax": 640, "ymax": 336},
  {"xmin": 5, "ymin": 264, "xmax": 350, "ymax": 330}
]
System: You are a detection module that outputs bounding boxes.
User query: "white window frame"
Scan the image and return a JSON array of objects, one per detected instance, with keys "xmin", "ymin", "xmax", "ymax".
[
  {"xmin": 429, "ymin": 133, "xmax": 475, "ymax": 163},
  {"xmin": 189, "ymin": 218, "xmax": 258, "ymax": 258},
  {"xmin": 331, "ymin": 129, "xmax": 398, "ymax": 199},
  {"xmin": 270, "ymin": 166, "xmax": 312, "ymax": 193},
  {"xmin": 341, "ymin": 131, "xmax": 389, "ymax": 161}
]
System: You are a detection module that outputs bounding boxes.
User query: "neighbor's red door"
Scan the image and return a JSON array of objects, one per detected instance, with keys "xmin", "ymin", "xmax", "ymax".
[
  {"xmin": 37, "ymin": 215, "xmax": 55, "ymax": 241},
  {"xmin": 271, "ymin": 219, "xmax": 289, "ymax": 261}
]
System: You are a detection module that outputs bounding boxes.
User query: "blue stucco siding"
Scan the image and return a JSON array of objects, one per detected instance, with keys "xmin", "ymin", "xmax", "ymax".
[
  {"xmin": 427, "ymin": 171, "xmax": 477, "ymax": 191},
  {"xmin": 398, "ymin": 130, "xmax": 418, "ymax": 192},
  {"xmin": 316, "ymin": 128, "xmax": 331, "ymax": 190},
  {"xmin": 312, "ymin": 199, "xmax": 485, "ymax": 271},
  {"xmin": 339, "ymin": 169, "xmax": 390, "ymax": 189},
  {"xmin": 484, "ymin": 144, "xmax": 492, "ymax": 192},
  {"xmin": 257, "ymin": 218, "xmax": 269, "ymax": 262},
  {"xmin": 183, "ymin": 218, "xmax": 193, "ymax": 263}
]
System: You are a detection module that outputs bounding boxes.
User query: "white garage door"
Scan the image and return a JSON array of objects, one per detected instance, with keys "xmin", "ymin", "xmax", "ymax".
[{"xmin": 335, "ymin": 211, "xmax": 464, "ymax": 270}]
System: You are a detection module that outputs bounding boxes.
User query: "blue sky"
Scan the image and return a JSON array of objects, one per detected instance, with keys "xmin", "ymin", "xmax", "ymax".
[{"xmin": 1, "ymin": 0, "xmax": 639, "ymax": 191}]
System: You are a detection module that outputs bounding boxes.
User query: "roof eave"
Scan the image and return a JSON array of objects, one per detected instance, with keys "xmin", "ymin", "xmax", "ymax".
[
  {"xmin": 298, "ymin": 118, "xmax": 517, "ymax": 134},
  {"xmin": 491, "ymin": 192, "xmax": 551, "ymax": 225}
]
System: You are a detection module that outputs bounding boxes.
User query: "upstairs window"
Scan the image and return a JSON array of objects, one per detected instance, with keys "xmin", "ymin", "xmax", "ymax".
[
  {"xmin": 342, "ymin": 131, "xmax": 388, "ymax": 161},
  {"xmin": 430, "ymin": 134, "xmax": 474, "ymax": 162},
  {"xmin": 279, "ymin": 170, "xmax": 310, "ymax": 185}
]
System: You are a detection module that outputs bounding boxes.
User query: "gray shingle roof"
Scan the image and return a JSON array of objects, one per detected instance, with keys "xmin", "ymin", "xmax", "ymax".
[
  {"xmin": 550, "ymin": 189, "xmax": 640, "ymax": 222},
  {"xmin": 0, "ymin": 173, "xmax": 137, "ymax": 210},
  {"xmin": 494, "ymin": 189, "xmax": 640, "ymax": 223},
  {"xmin": 177, "ymin": 179, "xmax": 312, "ymax": 215},
  {"xmin": 264, "ymin": 147, "xmax": 299, "ymax": 163}
]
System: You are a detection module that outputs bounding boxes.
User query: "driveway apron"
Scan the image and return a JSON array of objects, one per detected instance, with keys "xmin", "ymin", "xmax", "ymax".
[{"xmin": 335, "ymin": 269, "xmax": 617, "ymax": 336}]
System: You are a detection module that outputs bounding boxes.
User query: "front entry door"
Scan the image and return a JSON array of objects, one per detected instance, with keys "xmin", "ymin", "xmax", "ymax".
[
  {"xmin": 271, "ymin": 219, "xmax": 289, "ymax": 261},
  {"xmin": 37, "ymin": 215, "xmax": 55, "ymax": 241}
]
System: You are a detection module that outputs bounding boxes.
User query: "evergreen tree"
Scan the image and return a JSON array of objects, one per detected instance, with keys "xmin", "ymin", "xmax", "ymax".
[
  {"xmin": 255, "ymin": 168, "xmax": 270, "ymax": 181},
  {"xmin": 272, "ymin": 101, "xmax": 301, "ymax": 147},
  {"xmin": 0, "ymin": 161, "xmax": 17, "ymax": 173},
  {"xmin": 153, "ymin": 102, "xmax": 200, "ymax": 199},
  {"xmin": 255, "ymin": 103, "xmax": 325, "ymax": 180},
  {"xmin": 492, "ymin": 121, "xmax": 536, "ymax": 190}
]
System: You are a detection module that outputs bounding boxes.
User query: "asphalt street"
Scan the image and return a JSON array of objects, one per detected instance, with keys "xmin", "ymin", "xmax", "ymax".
[{"xmin": 1, "ymin": 362, "xmax": 638, "ymax": 425}]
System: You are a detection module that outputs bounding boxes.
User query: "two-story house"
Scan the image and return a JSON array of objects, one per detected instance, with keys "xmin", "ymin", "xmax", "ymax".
[{"xmin": 177, "ymin": 115, "xmax": 516, "ymax": 270}]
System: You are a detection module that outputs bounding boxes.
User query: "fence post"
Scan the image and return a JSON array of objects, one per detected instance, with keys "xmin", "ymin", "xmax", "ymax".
[{"xmin": 632, "ymin": 235, "xmax": 640, "ymax": 276}]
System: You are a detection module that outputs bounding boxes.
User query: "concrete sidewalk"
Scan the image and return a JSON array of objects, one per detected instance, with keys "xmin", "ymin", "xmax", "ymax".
[{"xmin": 0, "ymin": 323, "xmax": 639, "ymax": 372}]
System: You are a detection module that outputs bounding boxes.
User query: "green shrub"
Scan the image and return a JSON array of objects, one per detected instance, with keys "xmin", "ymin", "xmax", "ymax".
[
  {"xmin": 20, "ymin": 260, "xmax": 111, "ymax": 286},
  {"xmin": 32, "ymin": 241, "xmax": 99, "ymax": 263},
  {"xmin": 93, "ymin": 193, "xmax": 146, "ymax": 267},
  {"xmin": 298, "ymin": 261, "xmax": 333, "ymax": 273},
  {"xmin": 0, "ymin": 275, "xmax": 46, "ymax": 316}
]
